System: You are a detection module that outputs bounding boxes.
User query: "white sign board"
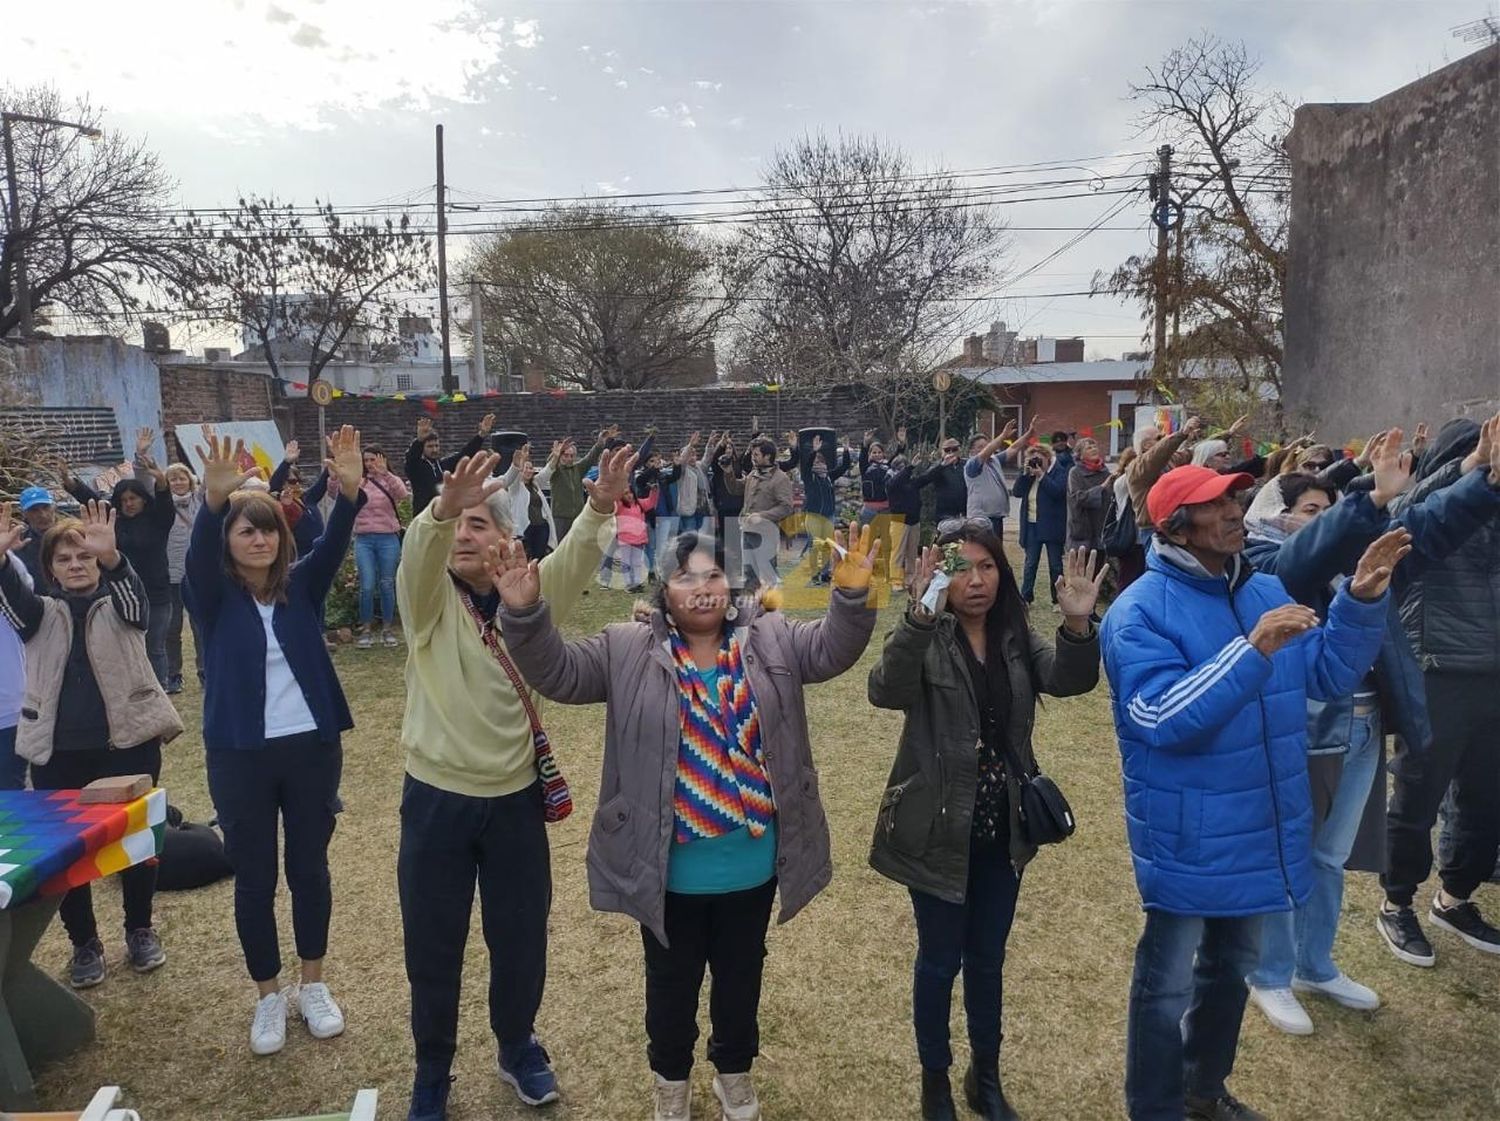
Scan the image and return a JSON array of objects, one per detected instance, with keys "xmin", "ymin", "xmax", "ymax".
[{"xmin": 174, "ymin": 422, "xmax": 285, "ymax": 481}]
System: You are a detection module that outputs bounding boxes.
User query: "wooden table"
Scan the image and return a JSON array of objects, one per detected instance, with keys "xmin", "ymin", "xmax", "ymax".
[{"xmin": 0, "ymin": 789, "xmax": 166, "ymax": 1111}]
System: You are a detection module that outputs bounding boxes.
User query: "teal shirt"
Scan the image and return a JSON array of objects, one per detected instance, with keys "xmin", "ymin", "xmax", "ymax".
[{"xmin": 666, "ymin": 664, "xmax": 779, "ymax": 895}]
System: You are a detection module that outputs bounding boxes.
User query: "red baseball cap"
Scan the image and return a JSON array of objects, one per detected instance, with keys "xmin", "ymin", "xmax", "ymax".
[{"xmin": 1147, "ymin": 465, "xmax": 1256, "ymax": 527}]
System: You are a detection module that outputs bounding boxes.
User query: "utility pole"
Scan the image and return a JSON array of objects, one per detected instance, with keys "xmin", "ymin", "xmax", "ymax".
[
  {"xmin": 435, "ymin": 124, "xmax": 456, "ymax": 395},
  {"xmin": 1149, "ymin": 144, "xmax": 1173, "ymax": 385}
]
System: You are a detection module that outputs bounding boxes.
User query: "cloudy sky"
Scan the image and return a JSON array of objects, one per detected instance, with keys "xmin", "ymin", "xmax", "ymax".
[{"xmin": 10, "ymin": 0, "xmax": 1486, "ymax": 357}]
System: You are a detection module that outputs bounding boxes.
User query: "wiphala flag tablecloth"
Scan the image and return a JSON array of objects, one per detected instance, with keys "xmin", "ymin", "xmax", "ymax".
[{"xmin": 0, "ymin": 788, "xmax": 167, "ymax": 909}]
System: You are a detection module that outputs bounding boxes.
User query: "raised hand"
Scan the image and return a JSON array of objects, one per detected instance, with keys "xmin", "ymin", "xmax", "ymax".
[
  {"xmin": 1249, "ymin": 603, "xmax": 1321, "ymax": 656},
  {"xmin": 1350, "ymin": 528, "xmax": 1412, "ymax": 601},
  {"xmin": 485, "ymin": 538, "xmax": 541, "ymax": 609},
  {"xmin": 136, "ymin": 427, "xmax": 155, "ymax": 457},
  {"xmin": 0, "ymin": 503, "xmax": 26, "ymax": 557},
  {"xmin": 1224, "ymin": 414, "xmax": 1250, "ymax": 438},
  {"xmin": 1461, "ymin": 412, "xmax": 1499, "ymax": 479},
  {"xmin": 896, "ymin": 426, "xmax": 908, "ymax": 444},
  {"xmin": 1355, "ymin": 430, "xmax": 1387, "ymax": 469},
  {"xmin": 478, "ymin": 412, "xmax": 496, "ymax": 436},
  {"xmin": 323, "ymin": 425, "xmax": 364, "ymax": 500},
  {"xmin": 284, "ymin": 439, "xmax": 301, "ymax": 463},
  {"xmin": 1411, "ymin": 422, "xmax": 1429, "ymax": 457},
  {"xmin": 585, "ymin": 445, "xmax": 639, "ymax": 512},
  {"xmin": 416, "ymin": 416, "xmax": 433, "ymax": 439},
  {"xmin": 999, "ymin": 418, "xmax": 1018, "ymax": 443},
  {"xmin": 1182, "ymin": 416, "xmax": 1204, "ymax": 440},
  {"xmin": 1054, "ymin": 548, "xmax": 1107, "ymax": 630},
  {"xmin": 1369, "ymin": 426, "xmax": 1411, "ymax": 509},
  {"xmin": 433, "ymin": 451, "xmax": 504, "ymax": 521},
  {"xmin": 908, "ymin": 546, "xmax": 945, "ymax": 616},
  {"xmin": 549, "ymin": 440, "xmax": 564, "ymax": 462},
  {"xmin": 511, "ymin": 445, "xmax": 531, "ymax": 474},
  {"xmin": 830, "ymin": 524, "xmax": 880, "ymax": 591},
  {"xmin": 1486, "ymin": 413, "xmax": 1500, "ymax": 485},
  {"xmin": 78, "ymin": 499, "xmax": 121, "ymax": 569},
  {"xmin": 196, "ymin": 433, "xmax": 257, "ymax": 511}
]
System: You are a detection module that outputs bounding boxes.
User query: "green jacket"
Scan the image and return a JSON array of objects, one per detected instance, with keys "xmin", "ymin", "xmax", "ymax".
[
  {"xmin": 867, "ymin": 607, "xmax": 1099, "ymax": 901},
  {"xmin": 548, "ymin": 440, "xmax": 603, "ymax": 522}
]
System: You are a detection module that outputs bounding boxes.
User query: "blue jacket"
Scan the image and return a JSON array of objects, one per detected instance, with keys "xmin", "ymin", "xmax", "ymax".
[
  {"xmin": 1244, "ymin": 471, "xmax": 1500, "ymax": 755},
  {"xmin": 184, "ymin": 490, "xmax": 364, "ymax": 751},
  {"xmin": 1011, "ymin": 455, "xmax": 1070, "ymax": 546},
  {"xmin": 1101, "ymin": 543, "xmax": 1387, "ymax": 916}
]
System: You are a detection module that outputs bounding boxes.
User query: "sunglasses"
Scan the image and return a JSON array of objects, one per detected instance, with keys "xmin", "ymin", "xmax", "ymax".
[{"xmin": 935, "ymin": 517, "xmax": 995, "ymax": 540}]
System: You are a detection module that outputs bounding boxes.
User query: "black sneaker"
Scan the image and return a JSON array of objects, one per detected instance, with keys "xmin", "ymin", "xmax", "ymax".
[
  {"xmin": 69, "ymin": 937, "xmax": 106, "ymax": 989},
  {"xmin": 126, "ymin": 927, "xmax": 166, "ymax": 973},
  {"xmin": 164, "ymin": 675, "xmax": 183, "ymax": 695},
  {"xmin": 1186, "ymin": 1092, "xmax": 1266, "ymax": 1120},
  {"xmin": 920, "ymin": 1068, "xmax": 957, "ymax": 1121},
  {"xmin": 1376, "ymin": 905, "xmax": 1435, "ymax": 967},
  {"xmin": 1430, "ymin": 897, "xmax": 1500, "ymax": 956},
  {"xmin": 407, "ymin": 1074, "xmax": 454, "ymax": 1121}
]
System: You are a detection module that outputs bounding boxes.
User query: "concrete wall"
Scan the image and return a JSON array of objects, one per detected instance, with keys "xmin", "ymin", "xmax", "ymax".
[
  {"xmin": 1284, "ymin": 46, "xmax": 1500, "ymax": 439},
  {"xmin": 1, "ymin": 337, "xmax": 168, "ymax": 464}
]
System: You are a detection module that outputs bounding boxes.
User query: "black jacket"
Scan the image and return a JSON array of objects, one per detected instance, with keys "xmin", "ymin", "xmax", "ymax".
[
  {"xmin": 912, "ymin": 459, "xmax": 967, "ymax": 521},
  {"xmin": 65, "ymin": 476, "xmax": 174, "ymax": 603},
  {"xmin": 887, "ymin": 465, "xmax": 924, "ymax": 520},
  {"xmin": 405, "ymin": 433, "xmax": 486, "ymax": 516}
]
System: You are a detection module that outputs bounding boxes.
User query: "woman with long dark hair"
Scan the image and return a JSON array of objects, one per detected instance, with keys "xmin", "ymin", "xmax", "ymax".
[
  {"xmin": 868, "ymin": 520, "xmax": 1103, "ymax": 1121},
  {"xmin": 185, "ymin": 426, "xmax": 366, "ymax": 1057},
  {"xmin": 496, "ymin": 528, "xmax": 879, "ymax": 1121}
]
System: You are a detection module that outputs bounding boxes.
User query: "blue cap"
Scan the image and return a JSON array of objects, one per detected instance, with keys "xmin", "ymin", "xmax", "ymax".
[{"xmin": 18, "ymin": 486, "xmax": 53, "ymax": 511}]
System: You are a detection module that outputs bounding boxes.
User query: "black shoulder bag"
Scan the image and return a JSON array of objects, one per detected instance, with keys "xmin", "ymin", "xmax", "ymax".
[{"xmin": 998, "ymin": 644, "xmax": 1077, "ymax": 847}]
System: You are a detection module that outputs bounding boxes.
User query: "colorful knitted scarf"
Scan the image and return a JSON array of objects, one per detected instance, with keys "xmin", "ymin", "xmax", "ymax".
[{"xmin": 669, "ymin": 628, "xmax": 774, "ymax": 844}]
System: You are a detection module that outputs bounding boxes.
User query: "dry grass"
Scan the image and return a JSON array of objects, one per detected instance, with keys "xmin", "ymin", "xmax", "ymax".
[{"xmin": 34, "ymin": 572, "xmax": 1500, "ymax": 1120}]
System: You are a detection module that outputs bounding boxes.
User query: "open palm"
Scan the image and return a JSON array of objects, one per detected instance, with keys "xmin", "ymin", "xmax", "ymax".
[{"xmin": 1054, "ymin": 547, "xmax": 1106, "ymax": 620}]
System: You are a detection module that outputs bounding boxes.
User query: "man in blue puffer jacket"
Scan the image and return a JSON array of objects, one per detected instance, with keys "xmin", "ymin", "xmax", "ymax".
[{"xmin": 1101, "ymin": 465, "xmax": 1399, "ymax": 1121}]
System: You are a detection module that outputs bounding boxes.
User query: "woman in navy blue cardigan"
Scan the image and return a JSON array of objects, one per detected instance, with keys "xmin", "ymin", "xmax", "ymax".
[{"xmin": 184, "ymin": 425, "xmax": 365, "ymax": 1059}]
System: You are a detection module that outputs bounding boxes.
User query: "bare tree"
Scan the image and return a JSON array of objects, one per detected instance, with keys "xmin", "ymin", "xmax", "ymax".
[
  {"xmin": 730, "ymin": 133, "xmax": 1008, "ymax": 432},
  {"xmin": 172, "ymin": 196, "xmax": 434, "ymax": 384},
  {"xmin": 464, "ymin": 205, "xmax": 741, "ymax": 390},
  {"xmin": 1, "ymin": 85, "xmax": 191, "ymax": 338},
  {"xmin": 1095, "ymin": 36, "xmax": 1290, "ymax": 417}
]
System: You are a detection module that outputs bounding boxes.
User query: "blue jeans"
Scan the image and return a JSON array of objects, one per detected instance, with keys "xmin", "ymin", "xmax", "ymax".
[
  {"xmin": 1125, "ymin": 910, "xmax": 1264, "ymax": 1121},
  {"xmin": 1250, "ymin": 708, "xmax": 1382, "ymax": 988},
  {"xmin": 909, "ymin": 842, "xmax": 1021, "ymax": 1070},
  {"xmin": 354, "ymin": 532, "xmax": 401, "ymax": 627},
  {"xmin": 0, "ymin": 724, "xmax": 23, "ymax": 790},
  {"xmin": 1020, "ymin": 534, "xmax": 1062, "ymax": 603}
]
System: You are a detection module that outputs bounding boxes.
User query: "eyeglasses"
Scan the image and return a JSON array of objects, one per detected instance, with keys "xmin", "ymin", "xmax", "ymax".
[{"xmin": 935, "ymin": 517, "xmax": 994, "ymax": 538}]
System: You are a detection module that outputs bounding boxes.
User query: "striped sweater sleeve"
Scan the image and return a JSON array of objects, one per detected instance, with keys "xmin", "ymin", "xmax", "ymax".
[
  {"xmin": 1104, "ymin": 620, "xmax": 1274, "ymax": 753},
  {"xmin": 100, "ymin": 557, "xmax": 150, "ymax": 631}
]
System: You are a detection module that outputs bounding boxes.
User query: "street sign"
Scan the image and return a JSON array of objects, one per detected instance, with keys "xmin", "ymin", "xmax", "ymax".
[
  {"xmin": 309, "ymin": 380, "xmax": 334, "ymax": 407},
  {"xmin": 932, "ymin": 370, "xmax": 952, "ymax": 394}
]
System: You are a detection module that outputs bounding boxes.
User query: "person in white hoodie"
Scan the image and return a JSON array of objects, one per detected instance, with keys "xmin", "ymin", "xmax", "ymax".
[{"xmin": 499, "ymin": 444, "xmax": 558, "ymax": 560}]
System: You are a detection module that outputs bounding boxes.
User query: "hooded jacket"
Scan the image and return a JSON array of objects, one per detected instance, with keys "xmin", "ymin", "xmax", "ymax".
[
  {"xmin": 1100, "ymin": 542, "xmax": 1387, "ymax": 916},
  {"xmin": 63, "ymin": 476, "xmax": 177, "ymax": 603},
  {"xmin": 1389, "ymin": 419, "xmax": 1500, "ymax": 676}
]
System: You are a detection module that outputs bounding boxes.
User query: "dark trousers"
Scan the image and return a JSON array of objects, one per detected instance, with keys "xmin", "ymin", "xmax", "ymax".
[
  {"xmin": 553, "ymin": 514, "xmax": 574, "ymax": 542},
  {"xmin": 0, "ymin": 724, "xmax": 24, "ymax": 790},
  {"xmin": 523, "ymin": 522, "xmax": 552, "ymax": 562},
  {"xmin": 145, "ymin": 597, "xmax": 171, "ymax": 686},
  {"xmin": 166, "ymin": 582, "xmax": 204, "ymax": 683},
  {"xmin": 641, "ymin": 879, "xmax": 777, "ymax": 1081},
  {"xmin": 206, "ymin": 733, "xmax": 342, "ymax": 982},
  {"xmin": 909, "ymin": 842, "xmax": 1021, "ymax": 1071},
  {"xmin": 399, "ymin": 776, "xmax": 552, "ymax": 1084},
  {"xmin": 1383, "ymin": 672, "xmax": 1500, "ymax": 906},
  {"xmin": 31, "ymin": 742, "xmax": 163, "ymax": 946},
  {"xmin": 1020, "ymin": 534, "xmax": 1063, "ymax": 604},
  {"xmin": 1124, "ymin": 911, "xmax": 1263, "ymax": 1121}
]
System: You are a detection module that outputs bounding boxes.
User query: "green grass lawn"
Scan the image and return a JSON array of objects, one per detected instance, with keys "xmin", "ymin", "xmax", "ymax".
[{"xmin": 34, "ymin": 580, "xmax": 1500, "ymax": 1120}]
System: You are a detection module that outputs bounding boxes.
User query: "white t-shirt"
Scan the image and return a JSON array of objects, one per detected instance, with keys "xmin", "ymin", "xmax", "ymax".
[{"xmin": 256, "ymin": 601, "xmax": 319, "ymax": 740}]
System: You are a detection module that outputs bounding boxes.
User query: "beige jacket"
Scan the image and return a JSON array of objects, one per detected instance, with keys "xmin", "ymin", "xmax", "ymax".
[{"xmin": 1127, "ymin": 429, "xmax": 1192, "ymax": 530}]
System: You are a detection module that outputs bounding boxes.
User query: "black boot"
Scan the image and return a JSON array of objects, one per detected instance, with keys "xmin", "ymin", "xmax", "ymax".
[
  {"xmin": 921, "ymin": 1067, "xmax": 958, "ymax": 1121},
  {"xmin": 963, "ymin": 1058, "xmax": 1019, "ymax": 1121}
]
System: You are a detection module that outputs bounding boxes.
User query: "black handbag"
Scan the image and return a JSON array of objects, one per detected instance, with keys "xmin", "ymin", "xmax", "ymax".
[{"xmin": 1015, "ymin": 771, "xmax": 1076, "ymax": 846}]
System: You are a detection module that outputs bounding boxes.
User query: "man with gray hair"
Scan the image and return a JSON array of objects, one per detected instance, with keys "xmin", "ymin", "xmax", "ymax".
[{"xmin": 396, "ymin": 445, "xmax": 635, "ymax": 1121}]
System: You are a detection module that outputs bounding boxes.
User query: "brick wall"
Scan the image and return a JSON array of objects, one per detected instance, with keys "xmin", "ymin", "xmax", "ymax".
[
  {"xmin": 284, "ymin": 385, "xmax": 881, "ymax": 478},
  {"xmin": 157, "ymin": 364, "xmax": 289, "ymax": 460}
]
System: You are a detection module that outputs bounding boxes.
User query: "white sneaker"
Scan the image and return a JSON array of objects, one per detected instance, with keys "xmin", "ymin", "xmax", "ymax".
[
  {"xmin": 355, "ymin": 631, "xmax": 373, "ymax": 649},
  {"xmin": 653, "ymin": 1073, "xmax": 692, "ymax": 1121},
  {"xmin": 1247, "ymin": 984, "xmax": 1314, "ymax": 1036},
  {"xmin": 295, "ymin": 981, "xmax": 346, "ymax": 1040},
  {"xmin": 250, "ymin": 990, "xmax": 288, "ymax": 1055},
  {"xmin": 711, "ymin": 1072, "xmax": 761, "ymax": 1121},
  {"xmin": 1293, "ymin": 971, "xmax": 1381, "ymax": 1011}
]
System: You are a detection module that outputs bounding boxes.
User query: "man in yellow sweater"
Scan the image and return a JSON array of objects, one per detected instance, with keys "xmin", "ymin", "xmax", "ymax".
[{"xmin": 397, "ymin": 444, "xmax": 633, "ymax": 1121}]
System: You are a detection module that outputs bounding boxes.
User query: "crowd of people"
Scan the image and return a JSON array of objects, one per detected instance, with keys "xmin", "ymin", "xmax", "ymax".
[{"xmin": 0, "ymin": 403, "xmax": 1496, "ymax": 1121}]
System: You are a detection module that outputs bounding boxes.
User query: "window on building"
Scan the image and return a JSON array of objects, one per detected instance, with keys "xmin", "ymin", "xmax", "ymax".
[{"xmin": 396, "ymin": 372, "xmax": 413, "ymax": 392}]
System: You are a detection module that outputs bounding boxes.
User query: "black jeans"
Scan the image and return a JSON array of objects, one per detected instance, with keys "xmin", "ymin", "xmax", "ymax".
[
  {"xmin": 908, "ymin": 840, "xmax": 1020, "ymax": 1070},
  {"xmin": 641, "ymin": 879, "xmax": 777, "ymax": 1082},
  {"xmin": 31, "ymin": 742, "xmax": 163, "ymax": 946},
  {"xmin": 398, "ymin": 776, "xmax": 552, "ymax": 1084},
  {"xmin": 1384, "ymin": 672, "xmax": 1500, "ymax": 905},
  {"xmin": 206, "ymin": 733, "xmax": 342, "ymax": 982},
  {"xmin": 523, "ymin": 522, "xmax": 552, "ymax": 562}
]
